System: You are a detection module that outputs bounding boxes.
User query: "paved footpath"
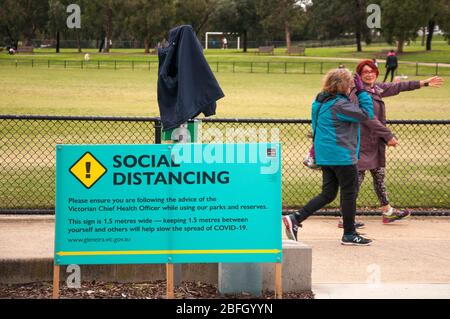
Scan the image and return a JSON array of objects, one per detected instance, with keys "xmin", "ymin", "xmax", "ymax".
[{"xmin": 1, "ymin": 215, "xmax": 450, "ymax": 298}]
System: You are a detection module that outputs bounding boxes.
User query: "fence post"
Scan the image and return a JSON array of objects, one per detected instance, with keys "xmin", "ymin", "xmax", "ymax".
[
  {"xmin": 115, "ymin": 60, "xmax": 117, "ymax": 70},
  {"xmin": 64, "ymin": 60, "xmax": 66, "ymax": 69},
  {"xmin": 285, "ymin": 62, "xmax": 287, "ymax": 74},
  {"xmin": 233, "ymin": 62, "xmax": 235, "ymax": 73},
  {"xmin": 320, "ymin": 62, "xmax": 323, "ymax": 74},
  {"xmin": 31, "ymin": 59, "xmax": 34, "ymax": 68},
  {"xmin": 97, "ymin": 61, "xmax": 100, "ymax": 69},
  {"xmin": 48, "ymin": 60, "xmax": 50, "ymax": 68},
  {"xmin": 81, "ymin": 60, "xmax": 83, "ymax": 69},
  {"xmin": 16, "ymin": 60, "xmax": 18, "ymax": 68},
  {"xmin": 250, "ymin": 62, "xmax": 253, "ymax": 73},
  {"xmin": 436, "ymin": 63, "xmax": 439, "ymax": 76},
  {"xmin": 132, "ymin": 60, "xmax": 134, "ymax": 71},
  {"xmin": 148, "ymin": 61, "xmax": 151, "ymax": 71},
  {"xmin": 304, "ymin": 62, "xmax": 306, "ymax": 74},
  {"xmin": 267, "ymin": 62, "xmax": 269, "ymax": 74},
  {"xmin": 216, "ymin": 62, "xmax": 219, "ymax": 73},
  {"xmin": 154, "ymin": 120, "xmax": 162, "ymax": 144},
  {"xmin": 416, "ymin": 63, "xmax": 419, "ymax": 76}
]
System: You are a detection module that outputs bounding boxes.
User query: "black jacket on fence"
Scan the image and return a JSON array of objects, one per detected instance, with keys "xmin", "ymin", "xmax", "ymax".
[{"xmin": 157, "ymin": 25, "xmax": 224, "ymax": 131}]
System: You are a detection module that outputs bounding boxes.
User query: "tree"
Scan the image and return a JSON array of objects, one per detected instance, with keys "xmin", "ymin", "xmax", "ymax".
[
  {"xmin": 423, "ymin": 0, "xmax": 450, "ymax": 50},
  {"xmin": 125, "ymin": 0, "xmax": 175, "ymax": 54},
  {"xmin": 47, "ymin": 0, "xmax": 67, "ymax": 53},
  {"xmin": 0, "ymin": 0, "xmax": 48, "ymax": 47},
  {"xmin": 211, "ymin": 0, "xmax": 261, "ymax": 52},
  {"xmin": 257, "ymin": 0, "xmax": 309, "ymax": 52},
  {"xmin": 174, "ymin": 0, "xmax": 218, "ymax": 35},
  {"xmin": 309, "ymin": 0, "xmax": 371, "ymax": 52},
  {"xmin": 380, "ymin": 0, "xmax": 428, "ymax": 53}
]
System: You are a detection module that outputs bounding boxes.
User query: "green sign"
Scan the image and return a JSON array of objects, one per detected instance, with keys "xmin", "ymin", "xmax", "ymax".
[{"xmin": 54, "ymin": 143, "xmax": 282, "ymax": 265}]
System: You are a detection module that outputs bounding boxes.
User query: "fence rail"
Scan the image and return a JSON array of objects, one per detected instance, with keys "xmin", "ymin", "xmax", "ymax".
[
  {"xmin": 1, "ymin": 115, "xmax": 449, "ymax": 214},
  {"xmin": 1, "ymin": 59, "xmax": 449, "ymax": 77}
]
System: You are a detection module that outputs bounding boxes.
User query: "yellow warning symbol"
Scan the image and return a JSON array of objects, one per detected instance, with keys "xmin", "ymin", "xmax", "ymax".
[{"xmin": 69, "ymin": 152, "xmax": 107, "ymax": 189}]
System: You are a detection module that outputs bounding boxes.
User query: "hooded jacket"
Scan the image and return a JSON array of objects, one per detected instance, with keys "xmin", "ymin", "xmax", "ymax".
[
  {"xmin": 157, "ymin": 25, "xmax": 225, "ymax": 131},
  {"xmin": 349, "ymin": 81, "xmax": 421, "ymax": 171},
  {"xmin": 312, "ymin": 91, "xmax": 374, "ymax": 166}
]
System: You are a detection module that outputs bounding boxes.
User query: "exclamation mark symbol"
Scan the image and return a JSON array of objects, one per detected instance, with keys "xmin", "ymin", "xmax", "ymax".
[{"xmin": 86, "ymin": 162, "xmax": 91, "ymax": 179}]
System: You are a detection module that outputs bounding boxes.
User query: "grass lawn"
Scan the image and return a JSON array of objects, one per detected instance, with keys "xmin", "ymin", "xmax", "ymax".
[{"xmin": 0, "ymin": 66, "xmax": 449, "ymax": 119}]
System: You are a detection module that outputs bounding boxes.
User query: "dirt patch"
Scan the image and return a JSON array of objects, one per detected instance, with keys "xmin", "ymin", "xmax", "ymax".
[{"xmin": 0, "ymin": 280, "xmax": 314, "ymax": 299}]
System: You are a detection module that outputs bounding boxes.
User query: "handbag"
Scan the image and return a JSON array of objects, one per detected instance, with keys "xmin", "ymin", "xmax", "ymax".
[{"xmin": 303, "ymin": 100, "xmax": 323, "ymax": 170}]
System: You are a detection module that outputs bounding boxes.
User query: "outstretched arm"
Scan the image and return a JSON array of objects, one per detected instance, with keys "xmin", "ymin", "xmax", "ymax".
[{"xmin": 377, "ymin": 76, "xmax": 444, "ymax": 97}]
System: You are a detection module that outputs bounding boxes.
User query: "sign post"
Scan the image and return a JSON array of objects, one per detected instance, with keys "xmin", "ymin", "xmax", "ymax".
[{"xmin": 53, "ymin": 143, "xmax": 282, "ymax": 299}]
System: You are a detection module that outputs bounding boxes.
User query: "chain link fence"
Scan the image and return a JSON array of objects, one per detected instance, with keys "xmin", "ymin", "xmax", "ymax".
[{"xmin": 1, "ymin": 115, "xmax": 449, "ymax": 214}]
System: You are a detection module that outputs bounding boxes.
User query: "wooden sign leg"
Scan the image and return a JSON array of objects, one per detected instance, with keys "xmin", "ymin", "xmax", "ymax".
[
  {"xmin": 275, "ymin": 262, "xmax": 282, "ymax": 299},
  {"xmin": 166, "ymin": 263, "xmax": 174, "ymax": 299},
  {"xmin": 52, "ymin": 264, "xmax": 60, "ymax": 299}
]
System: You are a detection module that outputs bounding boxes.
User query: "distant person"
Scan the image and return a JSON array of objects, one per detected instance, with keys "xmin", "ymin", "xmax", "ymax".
[
  {"xmin": 338, "ymin": 64, "xmax": 346, "ymax": 69},
  {"xmin": 383, "ymin": 50, "xmax": 398, "ymax": 82},
  {"xmin": 222, "ymin": 37, "xmax": 228, "ymax": 49},
  {"xmin": 372, "ymin": 58, "xmax": 379, "ymax": 68},
  {"xmin": 283, "ymin": 68, "xmax": 374, "ymax": 246}
]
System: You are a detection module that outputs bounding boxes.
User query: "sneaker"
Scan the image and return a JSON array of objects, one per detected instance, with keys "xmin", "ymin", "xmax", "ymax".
[
  {"xmin": 382, "ymin": 208, "xmax": 411, "ymax": 224},
  {"xmin": 282, "ymin": 214, "xmax": 301, "ymax": 241},
  {"xmin": 338, "ymin": 218, "xmax": 365, "ymax": 229},
  {"xmin": 341, "ymin": 233, "xmax": 372, "ymax": 246}
]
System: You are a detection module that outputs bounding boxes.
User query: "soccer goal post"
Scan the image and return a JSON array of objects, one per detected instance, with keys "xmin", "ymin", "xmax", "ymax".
[{"xmin": 205, "ymin": 32, "xmax": 240, "ymax": 50}]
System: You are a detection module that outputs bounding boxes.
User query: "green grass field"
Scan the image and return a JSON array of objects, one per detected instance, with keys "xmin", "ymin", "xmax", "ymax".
[
  {"xmin": 0, "ymin": 66, "xmax": 449, "ymax": 119},
  {"xmin": 0, "ymin": 46, "xmax": 449, "ymax": 210}
]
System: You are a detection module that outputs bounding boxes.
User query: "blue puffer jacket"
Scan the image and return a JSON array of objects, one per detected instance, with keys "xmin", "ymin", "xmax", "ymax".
[{"xmin": 312, "ymin": 91, "xmax": 374, "ymax": 166}]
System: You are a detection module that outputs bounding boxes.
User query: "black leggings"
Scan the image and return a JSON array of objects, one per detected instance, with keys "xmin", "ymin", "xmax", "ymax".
[
  {"xmin": 294, "ymin": 165, "xmax": 358, "ymax": 235},
  {"xmin": 383, "ymin": 67, "xmax": 397, "ymax": 82}
]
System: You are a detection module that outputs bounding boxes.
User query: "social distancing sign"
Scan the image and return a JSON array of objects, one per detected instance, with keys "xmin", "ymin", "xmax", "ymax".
[{"xmin": 55, "ymin": 143, "xmax": 282, "ymax": 265}]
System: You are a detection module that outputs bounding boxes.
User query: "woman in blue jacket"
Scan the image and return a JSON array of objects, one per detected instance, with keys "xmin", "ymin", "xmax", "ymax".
[{"xmin": 283, "ymin": 68, "xmax": 374, "ymax": 246}]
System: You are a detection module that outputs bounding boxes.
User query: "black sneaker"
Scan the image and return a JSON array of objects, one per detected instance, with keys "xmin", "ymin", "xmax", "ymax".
[
  {"xmin": 282, "ymin": 214, "xmax": 301, "ymax": 241},
  {"xmin": 341, "ymin": 233, "xmax": 372, "ymax": 246}
]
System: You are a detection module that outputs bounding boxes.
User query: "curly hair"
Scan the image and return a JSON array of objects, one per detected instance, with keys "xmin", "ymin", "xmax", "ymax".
[{"xmin": 322, "ymin": 68, "xmax": 353, "ymax": 95}]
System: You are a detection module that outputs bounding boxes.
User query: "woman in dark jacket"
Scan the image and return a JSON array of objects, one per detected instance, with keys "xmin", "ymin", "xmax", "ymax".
[{"xmin": 347, "ymin": 60, "xmax": 443, "ymax": 225}]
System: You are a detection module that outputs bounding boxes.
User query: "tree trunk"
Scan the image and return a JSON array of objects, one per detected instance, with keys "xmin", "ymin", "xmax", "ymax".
[
  {"xmin": 421, "ymin": 26, "xmax": 426, "ymax": 46},
  {"xmin": 243, "ymin": 30, "xmax": 248, "ymax": 53},
  {"xmin": 105, "ymin": 6, "xmax": 113, "ymax": 53},
  {"xmin": 285, "ymin": 20, "xmax": 292, "ymax": 53},
  {"xmin": 99, "ymin": 37, "xmax": 104, "ymax": 53},
  {"xmin": 56, "ymin": 31, "xmax": 60, "ymax": 53},
  {"xmin": 76, "ymin": 30, "xmax": 82, "ymax": 53},
  {"xmin": 144, "ymin": 39, "xmax": 150, "ymax": 54},
  {"xmin": 356, "ymin": 31, "xmax": 362, "ymax": 52},
  {"xmin": 426, "ymin": 20, "xmax": 435, "ymax": 51},
  {"xmin": 354, "ymin": 0, "xmax": 363, "ymax": 51},
  {"xmin": 397, "ymin": 38, "xmax": 404, "ymax": 53}
]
